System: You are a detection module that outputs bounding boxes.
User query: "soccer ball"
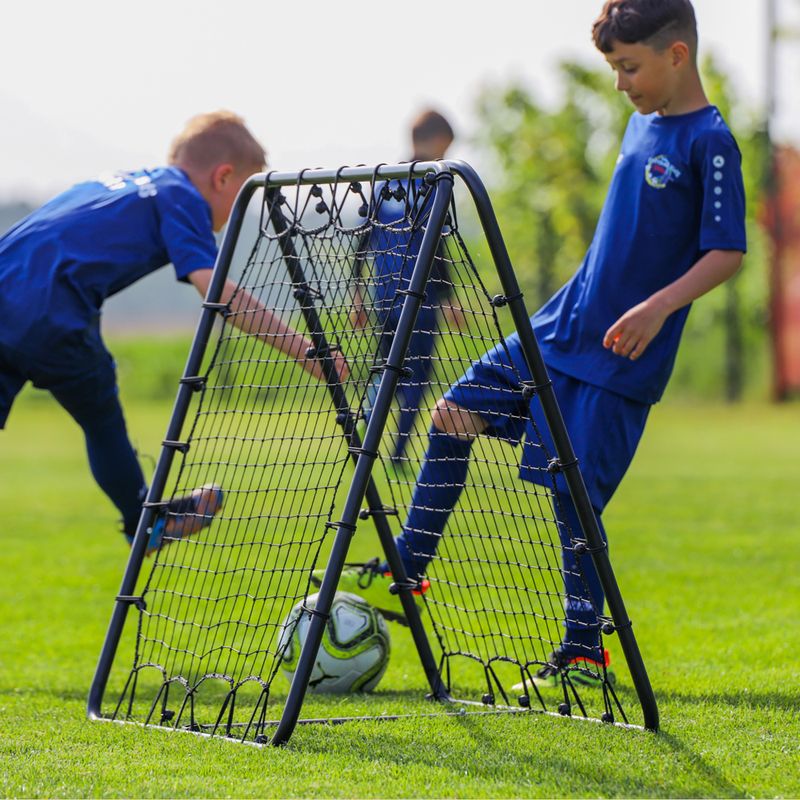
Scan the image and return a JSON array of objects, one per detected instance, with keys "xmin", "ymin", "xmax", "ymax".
[{"xmin": 277, "ymin": 592, "xmax": 391, "ymax": 693}]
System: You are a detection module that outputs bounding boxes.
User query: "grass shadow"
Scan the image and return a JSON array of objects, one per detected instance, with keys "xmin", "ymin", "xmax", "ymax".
[
  {"xmin": 653, "ymin": 729, "xmax": 746, "ymax": 798},
  {"xmin": 289, "ymin": 703, "xmax": 749, "ymax": 798},
  {"xmin": 657, "ymin": 688, "xmax": 800, "ymax": 714}
]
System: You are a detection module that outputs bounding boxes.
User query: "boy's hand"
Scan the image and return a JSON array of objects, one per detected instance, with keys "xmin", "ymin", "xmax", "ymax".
[
  {"xmin": 603, "ymin": 297, "xmax": 669, "ymax": 361},
  {"xmin": 442, "ymin": 303, "xmax": 468, "ymax": 331},
  {"xmin": 350, "ymin": 304, "xmax": 370, "ymax": 329},
  {"xmin": 331, "ymin": 350, "xmax": 350, "ymax": 382},
  {"xmin": 308, "ymin": 350, "xmax": 350, "ymax": 383},
  {"xmin": 603, "ymin": 250, "xmax": 743, "ymax": 361}
]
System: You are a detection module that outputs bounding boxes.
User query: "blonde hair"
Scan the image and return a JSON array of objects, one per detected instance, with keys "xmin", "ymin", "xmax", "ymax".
[{"xmin": 169, "ymin": 110, "xmax": 266, "ymax": 173}]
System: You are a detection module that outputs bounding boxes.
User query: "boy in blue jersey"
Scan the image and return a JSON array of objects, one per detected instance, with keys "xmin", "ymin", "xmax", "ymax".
[
  {"xmin": 326, "ymin": 0, "xmax": 746, "ymax": 687},
  {"xmin": 0, "ymin": 110, "xmax": 343, "ymax": 554},
  {"xmin": 353, "ymin": 110, "xmax": 463, "ymax": 469}
]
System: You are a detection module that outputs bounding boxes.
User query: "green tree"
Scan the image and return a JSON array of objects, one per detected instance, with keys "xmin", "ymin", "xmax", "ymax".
[{"xmin": 475, "ymin": 63, "xmax": 629, "ymax": 307}]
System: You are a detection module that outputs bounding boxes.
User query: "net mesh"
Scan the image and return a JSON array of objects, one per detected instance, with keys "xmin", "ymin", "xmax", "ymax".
[{"xmin": 110, "ymin": 167, "xmax": 629, "ymax": 741}]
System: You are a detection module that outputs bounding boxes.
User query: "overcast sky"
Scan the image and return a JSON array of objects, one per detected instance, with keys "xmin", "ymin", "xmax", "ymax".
[{"xmin": 2, "ymin": 0, "xmax": 798, "ymax": 202}]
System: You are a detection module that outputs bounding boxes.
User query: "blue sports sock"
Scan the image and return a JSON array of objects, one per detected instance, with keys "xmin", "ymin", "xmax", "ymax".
[
  {"xmin": 554, "ymin": 492, "xmax": 607, "ymax": 662},
  {"xmin": 395, "ymin": 426, "xmax": 473, "ymax": 578}
]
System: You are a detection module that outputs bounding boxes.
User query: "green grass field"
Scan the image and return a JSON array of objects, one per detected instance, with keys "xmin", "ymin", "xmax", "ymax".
[{"xmin": 1, "ymin": 340, "xmax": 798, "ymax": 798}]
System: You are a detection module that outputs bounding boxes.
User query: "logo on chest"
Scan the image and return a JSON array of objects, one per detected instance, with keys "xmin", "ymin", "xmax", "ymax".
[{"xmin": 644, "ymin": 155, "xmax": 682, "ymax": 189}]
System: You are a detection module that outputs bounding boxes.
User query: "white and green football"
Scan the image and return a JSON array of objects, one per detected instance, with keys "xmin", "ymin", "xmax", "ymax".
[{"xmin": 278, "ymin": 591, "xmax": 391, "ymax": 693}]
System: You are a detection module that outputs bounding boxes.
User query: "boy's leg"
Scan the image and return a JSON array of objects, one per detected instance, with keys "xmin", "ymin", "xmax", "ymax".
[
  {"xmin": 3, "ymin": 338, "xmax": 143, "ymax": 533},
  {"xmin": 312, "ymin": 408, "xmax": 478, "ymax": 621},
  {"xmin": 318, "ymin": 338, "xmax": 529, "ymax": 618},
  {"xmin": 0, "ymin": 351, "xmax": 27, "ymax": 430},
  {"xmin": 47, "ymin": 351, "xmax": 223, "ymax": 549},
  {"xmin": 517, "ymin": 369, "xmax": 650, "ymax": 684},
  {"xmin": 553, "ymin": 492, "xmax": 606, "ymax": 662},
  {"xmin": 394, "ymin": 418, "xmax": 476, "ymax": 578},
  {"xmin": 394, "ymin": 334, "xmax": 531, "ymax": 577},
  {"xmin": 390, "ymin": 313, "xmax": 438, "ymax": 464},
  {"xmin": 46, "ymin": 352, "xmax": 147, "ymax": 538},
  {"xmin": 3, "ymin": 337, "xmax": 145, "ymax": 535},
  {"xmin": 394, "ymin": 336, "xmax": 523, "ymax": 575},
  {"xmin": 508, "ymin": 493, "xmax": 610, "ymax": 692}
]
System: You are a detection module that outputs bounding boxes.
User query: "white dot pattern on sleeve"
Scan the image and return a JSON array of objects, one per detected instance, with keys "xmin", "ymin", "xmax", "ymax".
[{"xmin": 712, "ymin": 155, "xmax": 726, "ymax": 222}]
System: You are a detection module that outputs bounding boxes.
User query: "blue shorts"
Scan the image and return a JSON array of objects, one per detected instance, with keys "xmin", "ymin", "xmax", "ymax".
[
  {"xmin": 444, "ymin": 333, "xmax": 650, "ymax": 512},
  {"xmin": 0, "ymin": 326, "xmax": 120, "ymax": 429}
]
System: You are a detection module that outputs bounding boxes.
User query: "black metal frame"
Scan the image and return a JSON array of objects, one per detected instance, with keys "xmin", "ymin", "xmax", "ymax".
[{"xmin": 87, "ymin": 160, "xmax": 658, "ymax": 745}]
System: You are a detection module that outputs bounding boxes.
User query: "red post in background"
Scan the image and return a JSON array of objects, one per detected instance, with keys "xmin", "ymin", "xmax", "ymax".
[{"xmin": 766, "ymin": 146, "xmax": 800, "ymax": 399}]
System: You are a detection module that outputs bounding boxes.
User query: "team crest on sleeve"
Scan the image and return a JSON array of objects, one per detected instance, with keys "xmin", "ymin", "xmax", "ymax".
[{"xmin": 644, "ymin": 155, "xmax": 682, "ymax": 189}]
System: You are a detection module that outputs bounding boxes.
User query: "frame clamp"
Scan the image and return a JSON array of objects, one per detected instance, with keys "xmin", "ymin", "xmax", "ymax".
[
  {"xmin": 396, "ymin": 287, "xmax": 428, "ymax": 302},
  {"xmin": 598, "ymin": 616, "xmax": 633, "ymax": 636},
  {"xmin": 179, "ymin": 376, "xmax": 206, "ymax": 392},
  {"xmin": 116, "ymin": 595, "xmax": 147, "ymax": 611},
  {"xmin": 305, "ymin": 343, "xmax": 340, "ymax": 360},
  {"xmin": 162, "ymin": 440, "xmax": 190, "ymax": 454},
  {"xmin": 324, "ymin": 520, "xmax": 358, "ymax": 534},
  {"xmin": 573, "ymin": 539, "xmax": 608, "ymax": 557},
  {"xmin": 293, "ymin": 283, "xmax": 323, "ymax": 303},
  {"xmin": 520, "ymin": 378, "xmax": 552, "ymax": 401},
  {"xmin": 490, "ymin": 291, "xmax": 523, "ymax": 308},
  {"xmin": 202, "ymin": 301, "xmax": 230, "ymax": 318},
  {"xmin": 142, "ymin": 500, "xmax": 169, "ymax": 511},
  {"xmin": 347, "ymin": 445, "xmax": 380, "ymax": 459},
  {"xmin": 546, "ymin": 457, "xmax": 579, "ymax": 474},
  {"xmin": 373, "ymin": 361, "xmax": 414, "ymax": 379},
  {"xmin": 358, "ymin": 506, "xmax": 398, "ymax": 520},
  {"xmin": 388, "ymin": 577, "xmax": 422, "ymax": 596},
  {"xmin": 300, "ymin": 604, "xmax": 330, "ymax": 622}
]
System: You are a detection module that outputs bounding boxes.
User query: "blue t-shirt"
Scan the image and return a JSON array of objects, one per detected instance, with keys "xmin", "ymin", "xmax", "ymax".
[
  {"xmin": 0, "ymin": 166, "xmax": 217, "ymax": 348},
  {"xmin": 532, "ymin": 106, "xmax": 747, "ymax": 404}
]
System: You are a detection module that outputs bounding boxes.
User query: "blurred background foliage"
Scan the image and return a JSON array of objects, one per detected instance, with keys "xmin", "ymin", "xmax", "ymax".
[{"xmin": 1, "ymin": 56, "xmax": 776, "ymax": 404}]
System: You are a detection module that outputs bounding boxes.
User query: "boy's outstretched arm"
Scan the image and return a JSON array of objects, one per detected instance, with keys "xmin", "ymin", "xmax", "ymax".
[
  {"xmin": 188, "ymin": 269, "xmax": 349, "ymax": 381},
  {"xmin": 603, "ymin": 248, "xmax": 743, "ymax": 361}
]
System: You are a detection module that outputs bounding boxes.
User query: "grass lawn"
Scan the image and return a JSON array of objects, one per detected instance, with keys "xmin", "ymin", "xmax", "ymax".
[{"xmin": 1, "ymin": 369, "xmax": 798, "ymax": 797}]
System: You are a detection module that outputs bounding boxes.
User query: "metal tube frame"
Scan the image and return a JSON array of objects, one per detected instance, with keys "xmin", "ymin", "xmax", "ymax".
[
  {"xmin": 87, "ymin": 182, "xmax": 253, "ymax": 719},
  {"xmin": 87, "ymin": 159, "xmax": 658, "ymax": 741},
  {"xmin": 449, "ymin": 160, "xmax": 659, "ymax": 732},
  {"xmin": 263, "ymin": 183, "xmax": 450, "ymax": 745}
]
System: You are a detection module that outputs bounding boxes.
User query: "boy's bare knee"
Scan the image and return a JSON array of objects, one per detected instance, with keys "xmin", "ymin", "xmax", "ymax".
[{"xmin": 431, "ymin": 398, "xmax": 487, "ymax": 438}]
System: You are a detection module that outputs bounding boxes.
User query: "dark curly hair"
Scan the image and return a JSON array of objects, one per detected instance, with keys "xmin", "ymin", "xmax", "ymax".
[{"xmin": 592, "ymin": 0, "xmax": 698, "ymax": 59}]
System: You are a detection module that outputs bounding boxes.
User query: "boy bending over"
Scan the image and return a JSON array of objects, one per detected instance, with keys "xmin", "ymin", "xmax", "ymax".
[{"xmin": 0, "ymin": 111, "xmax": 343, "ymax": 554}]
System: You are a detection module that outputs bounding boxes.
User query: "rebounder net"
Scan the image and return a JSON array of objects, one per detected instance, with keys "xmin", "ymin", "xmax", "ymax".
[{"xmin": 99, "ymin": 164, "xmax": 643, "ymax": 743}]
